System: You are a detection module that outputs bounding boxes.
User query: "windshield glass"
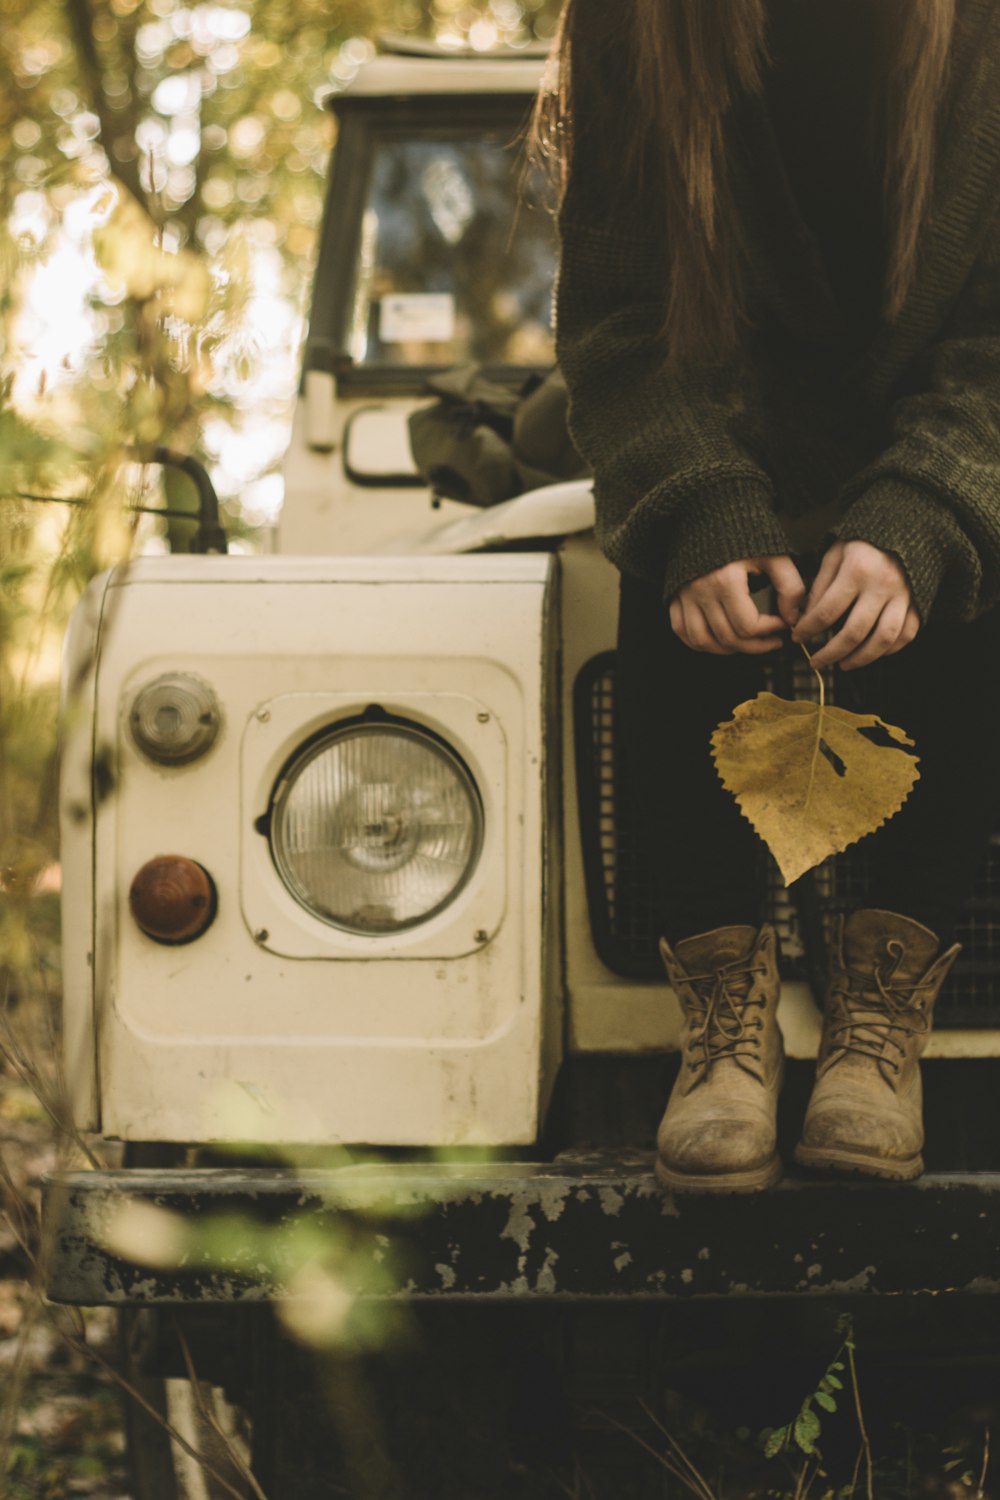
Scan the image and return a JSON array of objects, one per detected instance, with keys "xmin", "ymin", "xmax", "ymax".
[{"xmin": 347, "ymin": 131, "xmax": 556, "ymax": 369}]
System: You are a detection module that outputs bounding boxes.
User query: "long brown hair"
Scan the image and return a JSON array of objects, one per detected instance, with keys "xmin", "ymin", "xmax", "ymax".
[{"xmin": 528, "ymin": 0, "xmax": 957, "ymax": 371}]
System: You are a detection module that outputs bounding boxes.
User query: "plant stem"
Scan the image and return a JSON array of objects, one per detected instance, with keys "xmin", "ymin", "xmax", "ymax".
[
  {"xmin": 638, "ymin": 1398, "xmax": 717, "ymax": 1497},
  {"xmin": 846, "ymin": 1335, "xmax": 874, "ymax": 1500},
  {"xmin": 800, "ymin": 641, "xmax": 826, "ymax": 810},
  {"xmin": 977, "ymin": 1424, "xmax": 990, "ymax": 1499},
  {"xmin": 601, "ymin": 1410, "xmax": 717, "ymax": 1500},
  {"xmin": 49, "ymin": 1315, "xmax": 255, "ymax": 1500},
  {"xmin": 176, "ymin": 1321, "xmax": 270, "ymax": 1500}
]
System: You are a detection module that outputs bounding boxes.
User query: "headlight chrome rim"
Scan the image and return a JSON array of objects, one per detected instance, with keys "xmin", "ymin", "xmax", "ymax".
[{"xmin": 268, "ymin": 716, "xmax": 484, "ymax": 936}]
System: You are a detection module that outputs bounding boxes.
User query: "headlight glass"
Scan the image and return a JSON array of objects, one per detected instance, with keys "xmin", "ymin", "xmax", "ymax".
[
  {"xmin": 270, "ymin": 722, "xmax": 483, "ymax": 934},
  {"xmin": 129, "ymin": 673, "xmax": 221, "ymax": 765}
]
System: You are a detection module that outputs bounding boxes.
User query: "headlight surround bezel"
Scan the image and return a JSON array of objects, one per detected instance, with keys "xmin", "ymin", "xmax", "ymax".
[{"xmin": 266, "ymin": 711, "xmax": 485, "ymax": 937}]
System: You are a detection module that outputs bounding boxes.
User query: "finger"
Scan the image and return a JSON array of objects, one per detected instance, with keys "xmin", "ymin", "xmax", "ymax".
[
  {"xmin": 800, "ymin": 544, "xmax": 844, "ymax": 619},
  {"xmin": 717, "ymin": 578, "xmax": 786, "ymax": 641},
  {"xmin": 795, "ymin": 572, "xmax": 865, "ymax": 643},
  {"xmin": 809, "ymin": 595, "xmax": 885, "ymax": 668},
  {"xmin": 669, "ymin": 596, "xmax": 685, "ymax": 642},
  {"xmin": 681, "ymin": 598, "xmax": 732, "ymax": 655},
  {"xmin": 838, "ymin": 597, "xmax": 909, "ymax": 671},
  {"xmin": 883, "ymin": 606, "xmax": 922, "ymax": 656},
  {"xmin": 702, "ymin": 601, "xmax": 782, "ymax": 655},
  {"xmin": 758, "ymin": 555, "xmax": 807, "ymax": 628},
  {"xmin": 794, "ymin": 545, "xmax": 851, "ymax": 642},
  {"xmin": 709, "ymin": 592, "xmax": 785, "ymax": 653},
  {"xmin": 701, "ymin": 599, "xmax": 742, "ymax": 653},
  {"xmin": 732, "ymin": 631, "xmax": 786, "ymax": 655},
  {"xmin": 719, "ymin": 585, "xmax": 791, "ymax": 639}
]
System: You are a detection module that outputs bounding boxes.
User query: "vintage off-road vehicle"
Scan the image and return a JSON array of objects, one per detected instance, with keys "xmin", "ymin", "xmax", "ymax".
[{"xmin": 42, "ymin": 30, "xmax": 1000, "ymax": 1500}]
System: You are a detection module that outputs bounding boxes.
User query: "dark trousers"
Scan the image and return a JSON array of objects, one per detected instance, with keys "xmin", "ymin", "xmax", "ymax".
[{"xmin": 616, "ymin": 571, "xmax": 1000, "ymax": 946}]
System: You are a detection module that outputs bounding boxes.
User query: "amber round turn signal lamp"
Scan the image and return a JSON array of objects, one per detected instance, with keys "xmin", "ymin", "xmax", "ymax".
[{"xmin": 129, "ymin": 857, "xmax": 217, "ymax": 945}]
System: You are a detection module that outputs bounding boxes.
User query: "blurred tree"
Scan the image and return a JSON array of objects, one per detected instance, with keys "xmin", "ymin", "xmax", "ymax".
[
  {"xmin": 0, "ymin": 0, "xmax": 562, "ymax": 939},
  {"xmin": 0, "ymin": 0, "xmax": 561, "ymax": 533},
  {"xmin": 1, "ymin": 0, "xmax": 560, "ymax": 258}
]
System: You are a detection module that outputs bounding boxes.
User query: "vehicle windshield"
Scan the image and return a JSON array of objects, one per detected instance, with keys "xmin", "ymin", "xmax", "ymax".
[{"xmin": 346, "ymin": 130, "xmax": 557, "ymax": 370}]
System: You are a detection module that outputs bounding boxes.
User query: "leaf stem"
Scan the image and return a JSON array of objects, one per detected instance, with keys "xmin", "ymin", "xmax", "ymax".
[{"xmin": 801, "ymin": 641, "xmax": 826, "ymax": 811}]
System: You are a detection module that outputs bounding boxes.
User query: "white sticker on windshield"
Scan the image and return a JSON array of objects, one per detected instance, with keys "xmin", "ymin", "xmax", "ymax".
[{"xmin": 379, "ymin": 293, "xmax": 455, "ymax": 344}]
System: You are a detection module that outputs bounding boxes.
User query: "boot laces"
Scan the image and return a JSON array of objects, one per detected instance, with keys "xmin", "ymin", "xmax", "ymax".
[
  {"xmin": 679, "ymin": 957, "xmax": 769, "ymax": 1083},
  {"xmin": 827, "ymin": 938, "xmax": 935, "ymax": 1079}
]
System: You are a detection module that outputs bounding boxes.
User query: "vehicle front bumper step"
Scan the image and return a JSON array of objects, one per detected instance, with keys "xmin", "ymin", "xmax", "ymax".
[{"xmin": 40, "ymin": 1157, "xmax": 1000, "ymax": 1305}]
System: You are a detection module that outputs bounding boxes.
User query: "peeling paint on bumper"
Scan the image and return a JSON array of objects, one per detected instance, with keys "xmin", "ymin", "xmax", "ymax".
[{"xmin": 40, "ymin": 1155, "xmax": 1000, "ymax": 1306}]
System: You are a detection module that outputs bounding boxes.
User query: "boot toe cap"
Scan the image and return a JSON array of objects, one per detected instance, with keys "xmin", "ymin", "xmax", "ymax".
[
  {"xmin": 800, "ymin": 1104, "xmax": 921, "ymax": 1163},
  {"xmin": 658, "ymin": 1116, "xmax": 775, "ymax": 1176}
]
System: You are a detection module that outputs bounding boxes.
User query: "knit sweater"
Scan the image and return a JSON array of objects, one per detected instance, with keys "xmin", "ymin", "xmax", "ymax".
[{"xmin": 554, "ymin": 0, "xmax": 1000, "ymax": 623}]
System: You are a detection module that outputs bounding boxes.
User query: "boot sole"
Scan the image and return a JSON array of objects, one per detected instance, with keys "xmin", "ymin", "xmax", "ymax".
[
  {"xmin": 654, "ymin": 1155, "xmax": 783, "ymax": 1195},
  {"xmin": 793, "ymin": 1143, "xmax": 923, "ymax": 1181}
]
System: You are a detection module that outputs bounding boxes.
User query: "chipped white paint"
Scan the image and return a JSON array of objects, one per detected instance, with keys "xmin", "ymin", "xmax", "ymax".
[
  {"xmin": 501, "ymin": 1197, "xmax": 536, "ymax": 1259},
  {"xmin": 536, "ymin": 1247, "xmax": 559, "ymax": 1295},
  {"xmin": 535, "ymin": 1181, "xmax": 571, "ymax": 1224},
  {"xmin": 799, "ymin": 1265, "xmax": 878, "ymax": 1295}
]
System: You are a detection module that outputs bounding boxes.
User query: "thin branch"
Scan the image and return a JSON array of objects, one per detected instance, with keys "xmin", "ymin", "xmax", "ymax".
[
  {"xmin": 50, "ymin": 1315, "xmax": 258, "ymax": 1500},
  {"xmin": 598, "ymin": 1409, "xmax": 717, "ymax": 1500},
  {"xmin": 62, "ymin": 0, "xmax": 150, "ymax": 215},
  {"xmin": 0, "ymin": 1302, "xmax": 44, "ymax": 1472},
  {"xmin": 977, "ymin": 1425, "xmax": 990, "ymax": 1499},
  {"xmin": 0, "ymin": 1014, "xmax": 101, "ymax": 1170},
  {"xmin": 0, "ymin": 1204, "xmax": 38, "ymax": 1272},
  {"xmin": 637, "ymin": 1397, "xmax": 718, "ymax": 1497},
  {"xmin": 846, "ymin": 1336, "xmax": 874, "ymax": 1500},
  {"xmin": 176, "ymin": 1322, "xmax": 269, "ymax": 1500}
]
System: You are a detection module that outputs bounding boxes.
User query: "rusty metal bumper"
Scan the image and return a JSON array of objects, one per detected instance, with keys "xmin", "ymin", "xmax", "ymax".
[{"xmin": 40, "ymin": 1155, "xmax": 1000, "ymax": 1306}]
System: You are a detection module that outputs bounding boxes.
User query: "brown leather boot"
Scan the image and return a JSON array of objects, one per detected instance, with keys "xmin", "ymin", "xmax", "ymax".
[
  {"xmin": 794, "ymin": 909, "xmax": 961, "ymax": 1181},
  {"xmin": 656, "ymin": 924, "xmax": 784, "ymax": 1193}
]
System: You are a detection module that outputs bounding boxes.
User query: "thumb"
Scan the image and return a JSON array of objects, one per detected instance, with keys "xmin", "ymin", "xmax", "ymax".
[{"xmin": 756, "ymin": 555, "xmax": 806, "ymax": 627}]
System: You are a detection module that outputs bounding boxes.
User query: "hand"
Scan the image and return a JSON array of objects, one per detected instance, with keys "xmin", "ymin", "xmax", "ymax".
[
  {"xmin": 793, "ymin": 540, "xmax": 920, "ymax": 670},
  {"xmin": 669, "ymin": 555, "xmax": 806, "ymax": 655}
]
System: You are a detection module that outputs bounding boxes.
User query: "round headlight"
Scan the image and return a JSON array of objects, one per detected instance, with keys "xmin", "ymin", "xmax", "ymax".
[
  {"xmin": 269, "ymin": 721, "xmax": 483, "ymax": 935},
  {"xmin": 130, "ymin": 674, "xmax": 221, "ymax": 766}
]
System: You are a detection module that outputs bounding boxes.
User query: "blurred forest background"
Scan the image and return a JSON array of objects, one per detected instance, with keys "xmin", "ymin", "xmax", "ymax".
[
  {"xmin": 0, "ymin": 3, "xmax": 558, "ymax": 1492},
  {"xmin": 0, "ymin": 0, "xmax": 561, "ymax": 907}
]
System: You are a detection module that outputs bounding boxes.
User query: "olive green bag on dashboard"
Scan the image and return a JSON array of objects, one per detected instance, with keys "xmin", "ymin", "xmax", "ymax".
[{"xmin": 407, "ymin": 363, "xmax": 591, "ymax": 508}]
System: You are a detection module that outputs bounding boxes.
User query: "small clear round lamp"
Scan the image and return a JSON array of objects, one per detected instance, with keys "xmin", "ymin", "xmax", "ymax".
[
  {"xmin": 130, "ymin": 674, "xmax": 221, "ymax": 765},
  {"xmin": 269, "ymin": 721, "xmax": 484, "ymax": 935}
]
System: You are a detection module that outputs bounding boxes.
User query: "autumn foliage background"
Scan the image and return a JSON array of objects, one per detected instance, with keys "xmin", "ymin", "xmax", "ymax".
[
  {"xmin": 0, "ymin": 0, "xmax": 561, "ymax": 902},
  {"xmin": 0, "ymin": 1, "xmax": 558, "ymax": 1491}
]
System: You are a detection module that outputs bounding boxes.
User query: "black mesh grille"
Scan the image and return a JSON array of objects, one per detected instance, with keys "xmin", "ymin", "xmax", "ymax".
[{"xmin": 574, "ymin": 652, "xmax": 1000, "ymax": 1026}]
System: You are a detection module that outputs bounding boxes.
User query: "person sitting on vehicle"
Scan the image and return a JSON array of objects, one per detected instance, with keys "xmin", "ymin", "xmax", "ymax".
[{"xmin": 534, "ymin": 0, "xmax": 1000, "ymax": 1191}]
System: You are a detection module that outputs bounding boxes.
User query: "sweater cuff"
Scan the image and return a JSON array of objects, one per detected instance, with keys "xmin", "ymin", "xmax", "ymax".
[
  {"xmin": 661, "ymin": 480, "xmax": 791, "ymax": 604},
  {"xmin": 832, "ymin": 479, "xmax": 970, "ymax": 624}
]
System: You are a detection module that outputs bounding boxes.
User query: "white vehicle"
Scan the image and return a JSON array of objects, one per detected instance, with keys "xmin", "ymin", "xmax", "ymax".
[{"xmin": 44, "ymin": 31, "xmax": 1000, "ymax": 1500}]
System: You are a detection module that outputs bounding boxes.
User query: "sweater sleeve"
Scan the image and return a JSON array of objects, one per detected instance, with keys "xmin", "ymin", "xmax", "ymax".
[
  {"xmin": 553, "ymin": 2, "xmax": 790, "ymax": 602},
  {"xmin": 832, "ymin": 210, "xmax": 1000, "ymax": 624}
]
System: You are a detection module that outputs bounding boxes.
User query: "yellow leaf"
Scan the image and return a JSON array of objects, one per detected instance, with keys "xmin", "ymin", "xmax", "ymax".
[{"xmin": 711, "ymin": 690, "xmax": 920, "ymax": 885}]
